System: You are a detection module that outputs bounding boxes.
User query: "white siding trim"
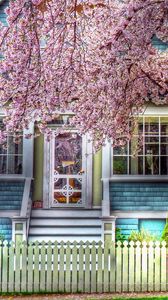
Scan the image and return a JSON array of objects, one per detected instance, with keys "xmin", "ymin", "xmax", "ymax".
[
  {"xmin": 102, "ymin": 179, "xmax": 110, "ymax": 217},
  {"xmin": 23, "ymin": 123, "xmax": 34, "ymax": 178},
  {"xmin": 108, "ymin": 175, "xmax": 168, "ymax": 182},
  {"xmin": 0, "ymin": 211, "xmax": 19, "ymax": 217},
  {"xmin": 112, "ymin": 211, "xmax": 168, "ymax": 219},
  {"xmin": 43, "ymin": 138, "xmax": 50, "ymax": 208},
  {"xmin": 102, "ymin": 140, "xmax": 111, "ymax": 178}
]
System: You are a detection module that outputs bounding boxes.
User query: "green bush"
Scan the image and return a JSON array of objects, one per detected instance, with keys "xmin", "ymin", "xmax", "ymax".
[
  {"xmin": 116, "ymin": 227, "xmax": 126, "ymax": 242},
  {"xmin": 161, "ymin": 222, "xmax": 168, "ymax": 242},
  {"xmin": 0, "ymin": 233, "xmax": 4, "ymax": 240},
  {"xmin": 128, "ymin": 228, "xmax": 157, "ymax": 242}
]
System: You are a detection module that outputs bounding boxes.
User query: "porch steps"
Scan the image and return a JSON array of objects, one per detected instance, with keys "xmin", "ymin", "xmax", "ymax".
[{"xmin": 28, "ymin": 209, "xmax": 102, "ymax": 242}]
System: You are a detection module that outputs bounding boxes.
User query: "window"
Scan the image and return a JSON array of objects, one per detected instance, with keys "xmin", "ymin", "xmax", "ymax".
[
  {"xmin": 0, "ymin": 118, "xmax": 23, "ymax": 175},
  {"xmin": 0, "ymin": 122, "xmax": 23, "ymax": 175},
  {"xmin": 112, "ymin": 116, "xmax": 168, "ymax": 175}
]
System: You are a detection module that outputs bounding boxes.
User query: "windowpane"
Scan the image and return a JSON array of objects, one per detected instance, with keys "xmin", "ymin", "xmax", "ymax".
[
  {"xmin": 0, "ymin": 156, "xmax": 7, "ymax": 174},
  {"xmin": 145, "ymin": 156, "xmax": 159, "ymax": 175},
  {"xmin": 161, "ymin": 137, "xmax": 168, "ymax": 155},
  {"xmin": 8, "ymin": 136, "xmax": 23, "ymax": 155},
  {"xmin": 49, "ymin": 115, "xmax": 72, "ymax": 125},
  {"xmin": 8, "ymin": 155, "xmax": 22, "ymax": 174},
  {"xmin": 161, "ymin": 117, "xmax": 168, "ymax": 135},
  {"xmin": 145, "ymin": 117, "xmax": 159, "ymax": 135},
  {"xmin": 0, "ymin": 146, "xmax": 7, "ymax": 155},
  {"xmin": 113, "ymin": 145, "xmax": 127, "ymax": 155},
  {"xmin": 145, "ymin": 137, "xmax": 159, "ymax": 155},
  {"xmin": 113, "ymin": 157, "xmax": 127, "ymax": 174},
  {"xmin": 161, "ymin": 156, "xmax": 168, "ymax": 175}
]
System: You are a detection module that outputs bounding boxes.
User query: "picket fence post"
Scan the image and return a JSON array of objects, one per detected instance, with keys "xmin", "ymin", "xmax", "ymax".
[
  {"xmin": 8, "ymin": 241, "xmax": 14, "ymax": 293},
  {"xmin": 2, "ymin": 240, "xmax": 8, "ymax": 293},
  {"xmin": 109, "ymin": 241, "xmax": 115, "ymax": 292}
]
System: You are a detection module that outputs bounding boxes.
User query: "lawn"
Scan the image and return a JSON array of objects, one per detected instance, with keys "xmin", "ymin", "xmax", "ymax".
[
  {"xmin": 1, "ymin": 295, "xmax": 168, "ymax": 300},
  {"xmin": 88, "ymin": 297, "xmax": 168, "ymax": 300}
]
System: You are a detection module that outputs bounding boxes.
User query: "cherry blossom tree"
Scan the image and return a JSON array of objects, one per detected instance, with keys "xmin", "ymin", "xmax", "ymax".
[{"xmin": 0, "ymin": 0, "xmax": 168, "ymax": 149}]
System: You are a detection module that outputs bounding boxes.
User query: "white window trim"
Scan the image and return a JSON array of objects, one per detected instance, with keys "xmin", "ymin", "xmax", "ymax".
[{"xmin": 43, "ymin": 129, "xmax": 93, "ymax": 209}]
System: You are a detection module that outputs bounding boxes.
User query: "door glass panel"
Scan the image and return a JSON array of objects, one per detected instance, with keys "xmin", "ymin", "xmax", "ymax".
[
  {"xmin": 54, "ymin": 133, "xmax": 82, "ymax": 175},
  {"xmin": 53, "ymin": 132, "xmax": 83, "ymax": 205}
]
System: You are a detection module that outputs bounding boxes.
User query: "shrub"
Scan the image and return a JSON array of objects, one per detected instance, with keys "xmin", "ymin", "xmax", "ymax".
[
  {"xmin": 161, "ymin": 222, "xmax": 168, "ymax": 243},
  {"xmin": 116, "ymin": 227, "xmax": 126, "ymax": 242},
  {"xmin": 128, "ymin": 228, "xmax": 157, "ymax": 242},
  {"xmin": 0, "ymin": 233, "xmax": 4, "ymax": 240}
]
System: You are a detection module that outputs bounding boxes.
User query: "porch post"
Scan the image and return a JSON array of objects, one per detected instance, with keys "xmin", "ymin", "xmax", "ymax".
[{"xmin": 101, "ymin": 141, "xmax": 116, "ymax": 242}]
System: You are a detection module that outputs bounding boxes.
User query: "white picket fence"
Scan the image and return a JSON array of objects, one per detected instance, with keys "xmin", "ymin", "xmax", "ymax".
[{"xmin": 0, "ymin": 240, "xmax": 167, "ymax": 293}]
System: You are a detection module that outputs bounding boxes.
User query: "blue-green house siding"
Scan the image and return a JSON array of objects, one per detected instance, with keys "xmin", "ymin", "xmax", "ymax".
[
  {"xmin": 0, "ymin": 181, "xmax": 24, "ymax": 210},
  {"xmin": 0, "ymin": 0, "xmax": 9, "ymax": 26},
  {"xmin": 110, "ymin": 182, "xmax": 168, "ymax": 211},
  {"xmin": 0, "ymin": 218, "xmax": 12, "ymax": 240},
  {"xmin": 139, "ymin": 219, "xmax": 166, "ymax": 238},
  {"xmin": 152, "ymin": 35, "xmax": 168, "ymax": 51}
]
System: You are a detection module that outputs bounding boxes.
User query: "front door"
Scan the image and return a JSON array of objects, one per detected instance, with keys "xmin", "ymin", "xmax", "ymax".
[{"xmin": 50, "ymin": 131, "xmax": 86, "ymax": 207}]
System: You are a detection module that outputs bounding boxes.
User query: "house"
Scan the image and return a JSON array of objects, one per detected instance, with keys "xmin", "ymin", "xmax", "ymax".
[{"xmin": 0, "ymin": 0, "xmax": 168, "ymax": 243}]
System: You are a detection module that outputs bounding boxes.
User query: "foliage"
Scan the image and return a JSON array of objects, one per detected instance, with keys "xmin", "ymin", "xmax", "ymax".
[
  {"xmin": 0, "ymin": 0, "xmax": 168, "ymax": 149},
  {"xmin": 0, "ymin": 232, "xmax": 4, "ymax": 240},
  {"xmin": 115, "ymin": 227, "xmax": 126, "ymax": 242},
  {"xmin": 128, "ymin": 228, "xmax": 157, "ymax": 242},
  {"xmin": 161, "ymin": 221, "xmax": 168, "ymax": 243}
]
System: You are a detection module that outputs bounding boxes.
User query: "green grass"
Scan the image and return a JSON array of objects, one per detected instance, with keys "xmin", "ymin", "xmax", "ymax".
[{"xmin": 89, "ymin": 298, "xmax": 168, "ymax": 300}]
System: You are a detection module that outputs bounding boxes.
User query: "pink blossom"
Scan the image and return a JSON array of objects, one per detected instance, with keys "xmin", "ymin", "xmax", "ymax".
[{"xmin": 0, "ymin": 0, "xmax": 167, "ymax": 149}]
